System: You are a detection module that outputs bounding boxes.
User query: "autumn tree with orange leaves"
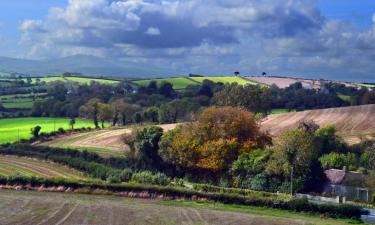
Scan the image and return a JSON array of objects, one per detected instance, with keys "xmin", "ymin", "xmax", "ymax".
[{"xmin": 159, "ymin": 106, "xmax": 271, "ymax": 175}]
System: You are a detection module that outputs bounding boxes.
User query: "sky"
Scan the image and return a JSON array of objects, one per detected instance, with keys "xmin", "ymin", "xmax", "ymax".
[{"xmin": 1, "ymin": 0, "xmax": 375, "ymax": 81}]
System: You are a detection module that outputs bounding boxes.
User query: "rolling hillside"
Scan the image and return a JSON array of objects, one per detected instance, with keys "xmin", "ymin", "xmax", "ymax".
[
  {"xmin": 41, "ymin": 105, "xmax": 375, "ymax": 153},
  {"xmin": 261, "ymin": 104, "xmax": 375, "ymax": 144}
]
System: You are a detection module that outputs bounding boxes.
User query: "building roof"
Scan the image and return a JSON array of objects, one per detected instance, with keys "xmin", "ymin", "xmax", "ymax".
[{"xmin": 325, "ymin": 169, "xmax": 367, "ymax": 188}]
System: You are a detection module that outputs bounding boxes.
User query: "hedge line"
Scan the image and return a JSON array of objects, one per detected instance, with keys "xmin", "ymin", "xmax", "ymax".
[{"xmin": 0, "ymin": 176, "xmax": 366, "ymax": 220}]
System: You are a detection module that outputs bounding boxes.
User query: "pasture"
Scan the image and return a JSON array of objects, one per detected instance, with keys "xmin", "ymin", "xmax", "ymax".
[
  {"xmin": 25, "ymin": 76, "xmax": 120, "ymax": 85},
  {"xmin": 0, "ymin": 117, "xmax": 93, "ymax": 144},
  {"xmin": 191, "ymin": 76, "xmax": 259, "ymax": 85},
  {"xmin": 0, "ymin": 190, "xmax": 356, "ymax": 225},
  {"xmin": 133, "ymin": 77, "xmax": 199, "ymax": 90},
  {"xmin": 0, "ymin": 93, "xmax": 48, "ymax": 109},
  {"xmin": 0, "ymin": 155, "xmax": 87, "ymax": 180}
]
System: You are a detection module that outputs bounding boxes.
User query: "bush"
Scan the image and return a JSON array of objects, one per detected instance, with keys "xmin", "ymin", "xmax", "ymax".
[
  {"xmin": 57, "ymin": 127, "xmax": 65, "ymax": 134},
  {"xmin": 131, "ymin": 171, "xmax": 171, "ymax": 186},
  {"xmin": 120, "ymin": 169, "xmax": 133, "ymax": 182}
]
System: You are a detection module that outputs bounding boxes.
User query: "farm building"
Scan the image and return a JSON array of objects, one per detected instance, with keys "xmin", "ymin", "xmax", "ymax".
[{"xmin": 323, "ymin": 167, "xmax": 370, "ymax": 202}]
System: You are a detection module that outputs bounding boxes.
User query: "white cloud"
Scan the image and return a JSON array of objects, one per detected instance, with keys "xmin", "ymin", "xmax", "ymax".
[
  {"xmin": 17, "ymin": 0, "xmax": 375, "ymax": 81},
  {"xmin": 145, "ymin": 27, "xmax": 161, "ymax": 35}
]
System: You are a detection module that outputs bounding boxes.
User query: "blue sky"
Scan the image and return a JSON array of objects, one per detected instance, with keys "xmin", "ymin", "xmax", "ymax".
[{"xmin": 1, "ymin": 0, "xmax": 375, "ymax": 81}]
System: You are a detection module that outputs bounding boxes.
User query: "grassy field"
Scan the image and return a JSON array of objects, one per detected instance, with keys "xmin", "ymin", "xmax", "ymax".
[
  {"xmin": 0, "ymin": 93, "xmax": 48, "ymax": 109},
  {"xmin": 191, "ymin": 76, "xmax": 259, "ymax": 85},
  {"xmin": 0, "ymin": 117, "xmax": 94, "ymax": 144},
  {"xmin": 133, "ymin": 77, "xmax": 199, "ymax": 90},
  {"xmin": 0, "ymin": 190, "xmax": 358, "ymax": 225},
  {"xmin": 24, "ymin": 76, "xmax": 120, "ymax": 85},
  {"xmin": 0, "ymin": 155, "xmax": 87, "ymax": 180}
]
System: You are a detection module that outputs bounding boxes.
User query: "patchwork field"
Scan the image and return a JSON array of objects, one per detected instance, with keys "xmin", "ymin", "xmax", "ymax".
[
  {"xmin": 40, "ymin": 124, "xmax": 178, "ymax": 158},
  {"xmin": 0, "ymin": 155, "xmax": 86, "ymax": 180},
  {"xmin": 133, "ymin": 77, "xmax": 199, "ymax": 90},
  {"xmin": 0, "ymin": 117, "xmax": 94, "ymax": 144},
  {"xmin": 0, "ymin": 190, "xmax": 356, "ymax": 225},
  {"xmin": 262, "ymin": 104, "xmax": 375, "ymax": 144}
]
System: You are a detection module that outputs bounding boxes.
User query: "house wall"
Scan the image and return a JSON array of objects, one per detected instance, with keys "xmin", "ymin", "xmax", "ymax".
[{"xmin": 323, "ymin": 184, "xmax": 370, "ymax": 202}]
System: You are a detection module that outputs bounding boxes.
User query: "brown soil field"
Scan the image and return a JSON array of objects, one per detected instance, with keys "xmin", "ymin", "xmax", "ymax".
[
  {"xmin": 261, "ymin": 104, "xmax": 375, "ymax": 144},
  {"xmin": 40, "ymin": 124, "xmax": 179, "ymax": 157},
  {"xmin": 0, "ymin": 155, "xmax": 87, "ymax": 180},
  {"xmin": 0, "ymin": 190, "xmax": 354, "ymax": 225},
  {"xmin": 247, "ymin": 76, "xmax": 321, "ymax": 88}
]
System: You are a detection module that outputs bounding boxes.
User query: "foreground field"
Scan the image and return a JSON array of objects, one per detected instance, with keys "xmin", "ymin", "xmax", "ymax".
[
  {"xmin": 262, "ymin": 104, "xmax": 375, "ymax": 144},
  {"xmin": 0, "ymin": 155, "xmax": 87, "ymax": 180},
  {"xmin": 40, "ymin": 124, "xmax": 178, "ymax": 157},
  {"xmin": 0, "ymin": 190, "xmax": 356, "ymax": 225},
  {"xmin": 0, "ymin": 117, "xmax": 93, "ymax": 144}
]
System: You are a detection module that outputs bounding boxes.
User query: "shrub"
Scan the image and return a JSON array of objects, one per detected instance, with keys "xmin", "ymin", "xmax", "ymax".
[
  {"xmin": 57, "ymin": 127, "xmax": 65, "ymax": 134},
  {"xmin": 119, "ymin": 169, "xmax": 133, "ymax": 182},
  {"xmin": 131, "ymin": 171, "xmax": 171, "ymax": 186}
]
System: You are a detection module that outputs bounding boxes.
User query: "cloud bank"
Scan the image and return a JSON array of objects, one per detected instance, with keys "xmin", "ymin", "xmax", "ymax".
[{"xmin": 19, "ymin": 0, "xmax": 375, "ymax": 81}]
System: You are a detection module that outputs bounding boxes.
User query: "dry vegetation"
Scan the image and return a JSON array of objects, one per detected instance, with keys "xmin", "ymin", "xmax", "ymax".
[
  {"xmin": 39, "ymin": 124, "xmax": 178, "ymax": 157},
  {"xmin": 247, "ymin": 76, "xmax": 322, "ymax": 88},
  {"xmin": 0, "ymin": 155, "xmax": 87, "ymax": 180},
  {"xmin": 0, "ymin": 190, "xmax": 355, "ymax": 225},
  {"xmin": 262, "ymin": 104, "xmax": 375, "ymax": 144}
]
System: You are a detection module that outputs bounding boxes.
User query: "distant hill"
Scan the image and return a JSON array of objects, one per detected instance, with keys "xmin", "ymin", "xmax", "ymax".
[{"xmin": 0, "ymin": 55, "xmax": 176, "ymax": 78}]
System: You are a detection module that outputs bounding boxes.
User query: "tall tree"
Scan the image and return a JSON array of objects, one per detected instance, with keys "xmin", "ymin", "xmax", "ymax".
[{"xmin": 79, "ymin": 98, "xmax": 102, "ymax": 128}]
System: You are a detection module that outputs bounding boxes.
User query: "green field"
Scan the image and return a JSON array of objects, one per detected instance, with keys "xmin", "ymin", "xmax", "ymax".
[
  {"xmin": 0, "ymin": 155, "xmax": 87, "ymax": 180},
  {"xmin": 133, "ymin": 77, "xmax": 199, "ymax": 90},
  {"xmin": 24, "ymin": 76, "xmax": 120, "ymax": 85},
  {"xmin": 338, "ymin": 94, "xmax": 352, "ymax": 102},
  {"xmin": 355, "ymin": 83, "xmax": 375, "ymax": 88},
  {"xmin": 0, "ymin": 117, "xmax": 94, "ymax": 144},
  {"xmin": 190, "ymin": 76, "xmax": 259, "ymax": 85},
  {"xmin": 0, "ymin": 93, "xmax": 48, "ymax": 109}
]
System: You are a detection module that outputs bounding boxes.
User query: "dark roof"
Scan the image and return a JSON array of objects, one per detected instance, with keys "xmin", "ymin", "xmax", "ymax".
[{"xmin": 324, "ymin": 169, "xmax": 367, "ymax": 188}]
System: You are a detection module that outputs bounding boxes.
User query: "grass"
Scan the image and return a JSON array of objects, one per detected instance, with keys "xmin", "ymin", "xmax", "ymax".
[
  {"xmin": 190, "ymin": 76, "xmax": 259, "ymax": 85},
  {"xmin": 0, "ymin": 117, "xmax": 94, "ymax": 144},
  {"xmin": 26, "ymin": 76, "xmax": 120, "ymax": 85},
  {"xmin": 0, "ymin": 93, "xmax": 48, "ymax": 109},
  {"xmin": 0, "ymin": 190, "xmax": 360, "ymax": 225},
  {"xmin": 0, "ymin": 155, "xmax": 87, "ymax": 180},
  {"xmin": 133, "ymin": 77, "xmax": 199, "ymax": 90},
  {"xmin": 338, "ymin": 94, "xmax": 352, "ymax": 102},
  {"xmin": 162, "ymin": 200, "xmax": 361, "ymax": 225},
  {"xmin": 355, "ymin": 83, "xmax": 375, "ymax": 88},
  {"xmin": 271, "ymin": 108, "xmax": 293, "ymax": 114}
]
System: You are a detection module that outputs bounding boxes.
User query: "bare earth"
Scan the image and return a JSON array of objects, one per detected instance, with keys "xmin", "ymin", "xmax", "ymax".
[
  {"xmin": 40, "ymin": 124, "xmax": 179, "ymax": 157},
  {"xmin": 0, "ymin": 190, "xmax": 353, "ymax": 225},
  {"xmin": 247, "ymin": 76, "xmax": 322, "ymax": 89},
  {"xmin": 261, "ymin": 104, "xmax": 375, "ymax": 144}
]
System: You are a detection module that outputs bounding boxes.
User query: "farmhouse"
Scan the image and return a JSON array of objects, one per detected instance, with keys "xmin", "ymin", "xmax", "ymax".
[{"xmin": 323, "ymin": 167, "xmax": 370, "ymax": 202}]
